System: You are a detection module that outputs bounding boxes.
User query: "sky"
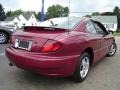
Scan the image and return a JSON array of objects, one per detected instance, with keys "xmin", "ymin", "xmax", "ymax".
[{"xmin": 0, "ymin": 0, "xmax": 120, "ymax": 17}]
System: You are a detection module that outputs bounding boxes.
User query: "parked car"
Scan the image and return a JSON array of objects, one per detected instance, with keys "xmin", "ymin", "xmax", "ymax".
[
  {"xmin": 6, "ymin": 17, "xmax": 117, "ymax": 82},
  {"xmin": 0, "ymin": 25, "xmax": 16, "ymax": 44}
]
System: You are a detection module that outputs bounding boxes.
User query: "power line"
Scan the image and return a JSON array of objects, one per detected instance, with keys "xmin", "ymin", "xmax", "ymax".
[{"xmin": 70, "ymin": 12, "xmax": 113, "ymax": 13}]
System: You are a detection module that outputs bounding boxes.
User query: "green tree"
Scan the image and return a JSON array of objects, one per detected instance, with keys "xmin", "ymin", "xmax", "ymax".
[
  {"xmin": 0, "ymin": 3, "xmax": 6, "ymax": 21},
  {"xmin": 33, "ymin": 12, "xmax": 41, "ymax": 20},
  {"xmin": 113, "ymin": 6, "xmax": 120, "ymax": 14},
  {"xmin": 10, "ymin": 9, "xmax": 23, "ymax": 16},
  {"xmin": 63, "ymin": 7, "xmax": 69, "ymax": 16},
  {"xmin": 113, "ymin": 6, "xmax": 120, "ymax": 29},
  {"xmin": 91, "ymin": 12, "xmax": 100, "ymax": 16},
  {"xmin": 33, "ymin": 12, "xmax": 38, "ymax": 19},
  {"xmin": 46, "ymin": 4, "xmax": 69, "ymax": 19},
  {"xmin": 101, "ymin": 12, "xmax": 114, "ymax": 15},
  {"xmin": 6, "ymin": 11, "xmax": 12, "ymax": 17}
]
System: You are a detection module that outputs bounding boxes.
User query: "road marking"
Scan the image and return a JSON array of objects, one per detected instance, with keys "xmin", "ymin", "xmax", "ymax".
[{"xmin": 0, "ymin": 53, "xmax": 5, "ymax": 56}]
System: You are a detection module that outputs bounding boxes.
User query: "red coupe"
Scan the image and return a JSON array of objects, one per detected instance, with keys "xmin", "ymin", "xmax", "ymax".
[{"xmin": 6, "ymin": 17, "xmax": 117, "ymax": 82}]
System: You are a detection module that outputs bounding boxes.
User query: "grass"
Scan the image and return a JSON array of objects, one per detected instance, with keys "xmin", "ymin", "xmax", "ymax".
[
  {"xmin": 113, "ymin": 32, "xmax": 120, "ymax": 36},
  {"xmin": 113, "ymin": 30, "xmax": 120, "ymax": 36}
]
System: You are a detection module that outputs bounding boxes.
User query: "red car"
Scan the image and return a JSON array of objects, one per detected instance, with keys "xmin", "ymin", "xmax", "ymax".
[{"xmin": 6, "ymin": 17, "xmax": 117, "ymax": 82}]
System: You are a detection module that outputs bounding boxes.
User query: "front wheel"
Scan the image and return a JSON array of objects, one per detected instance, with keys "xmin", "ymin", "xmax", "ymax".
[
  {"xmin": 107, "ymin": 43, "xmax": 117, "ymax": 56},
  {"xmin": 72, "ymin": 52, "xmax": 90, "ymax": 82}
]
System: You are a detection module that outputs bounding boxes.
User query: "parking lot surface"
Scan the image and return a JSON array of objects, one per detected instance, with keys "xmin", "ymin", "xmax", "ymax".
[{"xmin": 0, "ymin": 37, "xmax": 120, "ymax": 90}]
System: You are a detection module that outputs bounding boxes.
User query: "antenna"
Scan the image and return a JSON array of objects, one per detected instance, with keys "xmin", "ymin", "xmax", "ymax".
[
  {"xmin": 68, "ymin": 0, "xmax": 70, "ymax": 33},
  {"xmin": 69, "ymin": 0, "xmax": 70, "ymax": 15}
]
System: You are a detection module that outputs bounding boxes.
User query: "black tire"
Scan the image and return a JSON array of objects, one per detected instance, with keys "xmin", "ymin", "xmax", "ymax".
[
  {"xmin": 107, "ymin": 42, "xmax": 117, "ymax": 57},
  {"xmin": 0, "ymin": 32, "xmax": 8, "ymax": 44},
  {"xmin": 72, "ymin": 52, "xmax": 90, "ymax": 82}
]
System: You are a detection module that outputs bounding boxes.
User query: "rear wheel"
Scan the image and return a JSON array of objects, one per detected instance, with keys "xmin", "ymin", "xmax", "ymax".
[
  {"xmin": 72, "ymin": 52, "xmax": 90, "ymax": 82},
  {"xmin": 107, "ymin": 42, "xmax": 117, "ymax": 56},
  {"xmin": 0, "ymin": 32, "xmax": 8, "ymax": 44}
]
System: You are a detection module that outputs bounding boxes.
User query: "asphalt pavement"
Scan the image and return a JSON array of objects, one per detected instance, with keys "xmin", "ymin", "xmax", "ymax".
[{"xmin": 0, "ymin": 37, "xmax": 120, "ymax": 90}]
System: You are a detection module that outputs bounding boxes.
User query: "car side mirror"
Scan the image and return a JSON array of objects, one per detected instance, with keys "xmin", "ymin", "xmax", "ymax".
[{"xmin": 108, "ymin": 30, "xmax": 113, "ymax": 34}]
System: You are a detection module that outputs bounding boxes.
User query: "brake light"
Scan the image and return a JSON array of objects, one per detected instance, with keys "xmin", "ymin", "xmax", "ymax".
[{"xmin": 40, "ymin": 40, "xmax": 62, "ymax": 52}]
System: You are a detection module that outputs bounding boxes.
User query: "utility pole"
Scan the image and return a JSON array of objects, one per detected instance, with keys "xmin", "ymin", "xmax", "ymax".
[{"xmin": 40, "ymin": 0, "xmax": 45, "ymax": 22}]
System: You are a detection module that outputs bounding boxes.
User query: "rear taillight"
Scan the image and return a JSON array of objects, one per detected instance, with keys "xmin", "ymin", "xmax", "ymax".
[{"xmin": 40, "ymin": 40, "xmax": 62, "ymax": 52}]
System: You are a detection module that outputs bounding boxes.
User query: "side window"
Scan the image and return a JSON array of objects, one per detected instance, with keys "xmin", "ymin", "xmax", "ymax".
[
  {"xmin": 94, "ymin": 23, "xmax": 105, "ymax": 35},
  {"xmin": 86, "ymin": 21, "xmax": 97, "ymax": 34}
]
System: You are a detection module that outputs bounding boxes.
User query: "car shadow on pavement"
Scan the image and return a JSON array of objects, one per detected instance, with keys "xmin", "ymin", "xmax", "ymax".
[
  {"xmin": 15, "ymin": 69, "xmax": 75, "ymax": 84},
  {"xmin": 11, "ymin": 52, "xmax": 118, "ymax": 85}
]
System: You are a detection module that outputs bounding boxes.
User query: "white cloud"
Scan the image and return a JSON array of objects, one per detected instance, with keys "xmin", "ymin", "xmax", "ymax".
[
  {"xmin": 68, "ymin": 0, "xmax": 120, "ymax": 17},
  {"xmin": 18, "ymin": 0, "xmax": 42, "ymax": 12},
  {"xmin": 1, "ymin": 0, "xmax": 120, "ymax": 14},
  {"xmin": 95, "ymin": 0, "xmax": 110, "ymax": 12},
  {"xmin": 17, "ymin": 0, "xmax": 69, "ymax": 12},
  {"xmin": 69, "ymin": 0, "xmax": 111, "ymax": 12}
]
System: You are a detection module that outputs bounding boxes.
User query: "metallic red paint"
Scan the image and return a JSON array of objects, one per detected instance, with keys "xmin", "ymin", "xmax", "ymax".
[
  {"xmin": 6, "ymin": 47, "xmax": 79, "ymax": 77},
  {"xmin": 6, "ymin": 17, "xmax": 114, "ymax": 77}
]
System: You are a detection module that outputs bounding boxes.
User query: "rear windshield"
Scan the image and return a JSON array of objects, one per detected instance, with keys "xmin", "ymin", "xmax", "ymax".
[{"xmin": 39, "ymin": 17, "xmax": 82, "ymax": 30}]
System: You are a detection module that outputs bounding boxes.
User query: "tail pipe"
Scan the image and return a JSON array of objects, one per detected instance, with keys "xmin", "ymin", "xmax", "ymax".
[{"xmin": 9, "ymin": 63, "xmax": 13, "ymax": 67}]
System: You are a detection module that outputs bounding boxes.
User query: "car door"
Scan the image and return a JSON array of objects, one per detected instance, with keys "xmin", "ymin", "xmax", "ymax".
[
  {"xmin": 93, "ymin": 21, "xmax": 114, "ymax": 59},
  {"xmin": 85, "ymin": 20, "xmax": 103, "ymax": 63}
]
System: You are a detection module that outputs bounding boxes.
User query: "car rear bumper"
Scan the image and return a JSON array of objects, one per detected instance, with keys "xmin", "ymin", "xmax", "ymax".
[{"xmin": 6, "ymin": 47, "xmax": 79, "ymax": 77}]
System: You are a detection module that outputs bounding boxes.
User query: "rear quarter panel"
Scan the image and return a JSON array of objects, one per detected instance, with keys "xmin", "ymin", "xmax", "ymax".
[{"xmin": 54, "ymin": 31, "xmax": 102, "ymax": 65}]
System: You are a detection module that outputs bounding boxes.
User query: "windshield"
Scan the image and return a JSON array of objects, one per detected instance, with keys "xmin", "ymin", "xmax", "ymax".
[{"xmin": 39, "ymin": 17, "xmax": 82, "ymax": 30}]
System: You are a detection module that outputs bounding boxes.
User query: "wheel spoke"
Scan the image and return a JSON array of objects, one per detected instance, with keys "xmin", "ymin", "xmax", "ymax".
[
  {"xmin": 80, "ymin": 56, "xmax": 89, "ymax": 79},
  {"xmin": 109, "ymin": 44, "xmax": 116, "ymax": 55},
  {"xmin": 0, "ymin": 34, "xmax": 6, "ymax": 43},
  {"xmin": 80, "ymin": 70, "xmax": 84, "ymax": 77}
]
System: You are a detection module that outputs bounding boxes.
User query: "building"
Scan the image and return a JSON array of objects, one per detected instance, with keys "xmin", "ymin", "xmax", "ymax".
[
  {"xmin": 4, "ymin": 16, "xmax": 22, "ymax": 29},
  {"xmin": 22, "ymin": 12, "xmax": 38, "ymax": 26},
  {"xmin": 5, "ymin": 12, "xmax": 38, "ymax": 28},
  {"xmin": 92, "ymin": 16, "xmax": 118, "ymax": 31}
]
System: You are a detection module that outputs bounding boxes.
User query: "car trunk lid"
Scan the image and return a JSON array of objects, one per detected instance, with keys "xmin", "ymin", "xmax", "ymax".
[{"xmin": 11, "ymin": 26, "xmax": 68, "ymax": 52}]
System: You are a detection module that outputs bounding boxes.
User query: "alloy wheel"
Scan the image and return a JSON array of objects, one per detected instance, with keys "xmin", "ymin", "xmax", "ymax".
[
  {"xmin": 108, "ymin": 43, "xmax": 117, "ymax": 56},
  {"xmin": 80, "ymin": 56, "xmax": 90, "ymax": 79},
  {"xmin": 0, "ymin": 33, "xmax": 6, "ymax": 44}
]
